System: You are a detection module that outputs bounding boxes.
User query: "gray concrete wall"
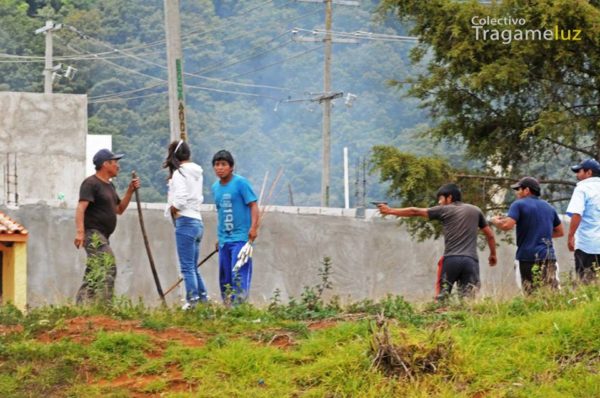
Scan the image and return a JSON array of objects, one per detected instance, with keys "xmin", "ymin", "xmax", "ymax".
[
  {"xmin": 0, "ymin": 92, "xmax": 87, "ymax": 208},
  {"xmin": 3, "ymin": 204, "xmax": 576, "ymax": 308}
]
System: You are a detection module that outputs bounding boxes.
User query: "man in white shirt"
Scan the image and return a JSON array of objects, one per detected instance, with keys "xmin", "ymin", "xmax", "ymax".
[{"xmin": 566, "ymin": 159, "xmax": 600, "ymax": 282}]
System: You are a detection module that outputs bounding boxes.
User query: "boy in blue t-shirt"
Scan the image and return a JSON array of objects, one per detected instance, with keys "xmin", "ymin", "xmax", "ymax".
[{"xmin": 211, "ymin": 150, "xmax": 259, "ymax": 304}]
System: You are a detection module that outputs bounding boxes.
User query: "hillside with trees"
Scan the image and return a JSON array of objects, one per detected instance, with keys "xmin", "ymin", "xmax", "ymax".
[{"xmin": 0, "ymin": 0, "xmax": 435, "ymax": 205}]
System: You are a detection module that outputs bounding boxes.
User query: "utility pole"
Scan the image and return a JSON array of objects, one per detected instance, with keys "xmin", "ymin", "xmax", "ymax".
[
  {"xmin": 35, "ymin": 20, "xmax": 62, "ymax": 94},
  {"xmin": 163, "ymin": 0, "xmax": 187, "ymax": 142},
  {"xmin": 321, "ymin": 0, "xmax": 333, "ymax": 207},
  {"xmin": 295, "ymin": 0, "xmax": 359, "ymax": 207},
  {"xmin": 343, "ymin": 146, "xmax": 349, "ymax": 209}
]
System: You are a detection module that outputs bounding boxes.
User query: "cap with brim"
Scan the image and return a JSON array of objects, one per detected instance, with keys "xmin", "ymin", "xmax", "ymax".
[
  {"xmin": 93, "ymin": 148, "xmax": 124, "ymax": 167},
  {"xmin": 571, "ymin": 159, "xmax": 600, "ymax": 173},
  {"xmin": 510, "ymin": 176, "xmax": 541, "ymax": 194}
]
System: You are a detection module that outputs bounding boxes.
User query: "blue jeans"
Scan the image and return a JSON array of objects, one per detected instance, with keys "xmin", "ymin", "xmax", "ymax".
[
  {"xmin": 175, "ymin": 216, "xmax": 208, "ymax": 302},
  {"xmin": 219, "ymin": 241, "xmax": 253, "ymax": 304}
]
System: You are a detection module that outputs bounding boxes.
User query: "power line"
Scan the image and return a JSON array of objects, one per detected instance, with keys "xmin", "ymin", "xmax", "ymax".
[
  {"xmin": 64, "ymin": 25, "xmax": 301, "ymax": 93},
  {"xmin": 182, "ymin": 7, "xmax": 321, "ymax": 54},
  {"xmin": 61, "ymin": 38, "xmax": 286, "ymax": 103},
  {"xmin": 60, "ymin": 39, "xmax": 283, "ymax": 102},
  {"xmin": 89, "ymin": 90, "xmax": 168, "ymax": 104},
  {"xmin": 185, "ymin": 83, "xmax": 280, "ymax": 100},
  {"xmin": 7, "ymin": 6, "xmax": 323, "ymax": 93},
  {"xmin": 293, "ymin": 28, "xmax": 419, "ymax": 42},
  {"xmin": 227, "ymin": 45, "xmax": 322, "ymax": 79},
  {"xmin": 0, "ymin": 50, "xmax": 165, "ymax": 63},
  {"xmin": 67, "ymin": 22, "xmax": 303, "ymax": 91},
  {"xmin": 88, "ymin": 82, "xmax": 166, "ymax": 100},
  {"xmin": 196, "ymin": 38, "xmax": 295, "ymax": 76},
  {"xmin": 55, "ymin": 36, "xmax": 168, "ymax": 82}
]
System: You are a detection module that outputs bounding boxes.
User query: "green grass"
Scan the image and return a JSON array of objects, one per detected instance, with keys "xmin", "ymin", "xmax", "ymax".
[{"xmin": 0, "ymin": 284, "xmax": 599, "ymax": 397}]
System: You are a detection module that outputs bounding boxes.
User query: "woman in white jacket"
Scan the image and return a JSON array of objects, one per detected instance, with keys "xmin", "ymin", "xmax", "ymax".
[{"xmin": 163, "ymin": 140, "xmax": 208, "ymax": 309}]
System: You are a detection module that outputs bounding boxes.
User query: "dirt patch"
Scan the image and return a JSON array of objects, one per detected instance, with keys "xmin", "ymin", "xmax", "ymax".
[
  {"xmin": 267, "ymin": 333, "xmax": 295, "ymax": 349},
  {"xmin": 0, "ymin": 324, "xmax": 24, "ymax": 336},
  {"xmin": 307, "ymin": 319, "xmax": 338, "ymax": 331},
  {"xmin": 36, "ymin": 315, "xmax": 204, "ymax": 348},
  {"xmin": 37, "ymin": 316, "xmax": 135, "ymax": 344},
  {"xmin": 98, "ymin": 364, "xmax": 194, "ymax": 396}
]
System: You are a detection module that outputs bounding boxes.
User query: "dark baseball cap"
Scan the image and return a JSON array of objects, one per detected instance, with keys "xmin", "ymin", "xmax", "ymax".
[
  {"xmin": 570, "ymin": 159, "xmax": 600, "ymax": 173},
  {"xmin": 510, "ymin": 176, "xmax": 541, "ymax": 195},
  {"xmin": 93, "ymin": 148, "xmax": 123, "ymax": 167}
]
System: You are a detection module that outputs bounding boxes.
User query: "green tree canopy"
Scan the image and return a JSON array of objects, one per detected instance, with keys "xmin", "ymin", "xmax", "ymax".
[{"xmin": 372, "ymin": 0, "xmax": 599, "ymax": 222}]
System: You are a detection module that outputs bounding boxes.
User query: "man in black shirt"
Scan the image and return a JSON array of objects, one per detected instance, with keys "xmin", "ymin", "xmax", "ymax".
[
  {"xmin": 377, "ymin": 184, "xmax": 497, "ymax": 300},
  {"xmin": 74, "ymin": 149, "xmax": 140, "ymax": 303}
]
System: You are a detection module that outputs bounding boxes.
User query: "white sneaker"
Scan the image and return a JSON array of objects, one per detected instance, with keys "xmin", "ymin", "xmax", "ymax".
[{"xmin": 181, "ymin": 302, "xmax": 194, "ymax": 311}]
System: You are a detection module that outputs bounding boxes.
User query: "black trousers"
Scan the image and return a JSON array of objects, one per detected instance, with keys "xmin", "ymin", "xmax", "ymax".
[
  {"xmin": 437, "ymin": 255, "xmax": 480, "ymax": 300},
  {"xmin": 518, "ymin": 259, "xmax": 558, "ymax": 294},
  {"xmin": 574, "ymin": 249, "xmax": 600, "ymax": 283}
]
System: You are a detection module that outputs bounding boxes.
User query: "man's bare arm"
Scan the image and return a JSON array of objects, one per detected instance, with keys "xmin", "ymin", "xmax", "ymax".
[
  {"xmin": 248, "ymin": 201, "xmax": 259, "ymax": 242},
  {"xmin": 116, "ymin": 177, "xmax": 140, "ymax": 215},
  {"xmin": 553, "ymin": 223, "xmax": 565, "ymax": 238},
  {"xmin": 74, "ymin": 201, "xmax": 89, "ymax": 248},
  {"xmin": 567, "ymin": 213, "xmax": 581, "ymax": 251},
  {"xmin": 480, "ymin": 225, "xmax": 497, "ymax": 266},
  {"xmin": 377, "ymin": 204, "xmax": 429, "ymax": 219},
  {"xmin": 491, "ymin": 215, "xmax": 516, "ymax": 231}
]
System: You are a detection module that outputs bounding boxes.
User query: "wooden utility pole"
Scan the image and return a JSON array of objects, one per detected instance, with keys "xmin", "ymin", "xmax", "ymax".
[
  {"xmin": 295, "ymin": 0, "xmax": 358, "ymax": 207},
  {"xmin": 321, "ymin": 0, "xmax": 333, "ymax": 207},
  {"xmin": 164, "ymin": 0, "xmax": 187, "ymax": 142}
]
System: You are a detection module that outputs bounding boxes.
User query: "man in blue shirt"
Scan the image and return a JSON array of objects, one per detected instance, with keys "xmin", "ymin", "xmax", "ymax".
[
  {"xmin": 211, "ymin": 150, "xmax": 259, "ymax": 304},
  {"xmin": 566, "ymin": 159, "xmax": 600, "ymax": 282},
  {"xmin": 491, "ymin": 177, "xmax": 564, "ymax": 294}
]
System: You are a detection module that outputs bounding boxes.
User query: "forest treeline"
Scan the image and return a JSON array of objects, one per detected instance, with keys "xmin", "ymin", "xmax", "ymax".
[{"xmin": 0, "ymin": 0, "xmax": 432, "ymax": 205}]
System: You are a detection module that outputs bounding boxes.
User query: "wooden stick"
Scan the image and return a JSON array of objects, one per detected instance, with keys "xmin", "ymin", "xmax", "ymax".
[
  {"xmin": 132, "ymin": 171, "xmax": 166, "ymax": 305},
  {"xmin": 259, "ymin": 167, "xmax": 284, "ymax": 223},
  {"xmin": 163, "ymin": 248, "xmax": 218, "ymax": 296},
  {"xmin": 258, "ymin": 170, "xmax": 269, "ymax": 206}
]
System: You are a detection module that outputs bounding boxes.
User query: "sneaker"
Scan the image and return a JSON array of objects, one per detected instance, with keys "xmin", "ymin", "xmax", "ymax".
[{"xmin": 181, "ymin": 301, "xmax": 194, "ymax": 311}]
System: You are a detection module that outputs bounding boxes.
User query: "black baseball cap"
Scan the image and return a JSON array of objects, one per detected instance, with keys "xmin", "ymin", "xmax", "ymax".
[
  {"xmin": 93, "ymin": 148, "xmax": 124, "ymax": 167},
  {"xmin": 570, "ymin": 159, "xmax": 600, "ymax": 173},
  {"xmin": 510, "ymin": 176, "xmax": 541, "ymax": 196}
]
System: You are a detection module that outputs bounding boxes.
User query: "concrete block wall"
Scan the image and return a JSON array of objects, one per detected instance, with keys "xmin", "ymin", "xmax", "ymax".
[
  {"xmin": 2, "ymin": 203, "xmax": 576, "ymax": 308},
  {"xmin": 0, "ymin": 92, "xmax": 87, "ymax": 208}
]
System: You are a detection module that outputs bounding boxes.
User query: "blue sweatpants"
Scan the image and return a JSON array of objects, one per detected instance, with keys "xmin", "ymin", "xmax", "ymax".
[{"xmin": 219, "ymin": 241, "xmax": 253, "ymax": 304}]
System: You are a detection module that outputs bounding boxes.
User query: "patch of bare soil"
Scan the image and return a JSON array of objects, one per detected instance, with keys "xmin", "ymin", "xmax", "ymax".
[
  {"xmin": 0, "ymin": 324, "xmax": 23, "ymax": 336},
  {"xmin": 267, "ymin": 333, "xmax": 295, "ymax": 348},
  {"xmin": 33, "ymin": 315, "xmax": 204, "ymax": 396},
  {"xmin": 97, "ymin": 364, "xmax": 195, "ymax": 397},
  {"xmin": 307, "ymin": 319, "xmax": 338, "ymax": 331},
  {"xmin": 37, "ymin": 315, "xmax": 205, "ymax": 347}
]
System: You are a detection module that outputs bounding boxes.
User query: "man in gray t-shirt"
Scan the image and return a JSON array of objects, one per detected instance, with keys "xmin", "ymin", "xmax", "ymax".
[{"xmin": 377, "ymin": 184, "xmax": 497, "ymax": 300}]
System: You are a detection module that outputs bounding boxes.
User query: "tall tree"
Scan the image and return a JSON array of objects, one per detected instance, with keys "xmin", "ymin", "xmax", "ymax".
[{"xmin": 372, "ymin": 0, "xmax": 599, "ymax": 216}]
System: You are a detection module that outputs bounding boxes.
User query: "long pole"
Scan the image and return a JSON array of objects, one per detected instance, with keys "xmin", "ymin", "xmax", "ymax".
[
  {"xmin": 343, "ymin": 147, "xmax": 349, "ymax": 209},
  {"xmin": 132, "ymin": 171, "xmax": 166, "ymax": 305},
  {"xmin": 164, "ymin": 0, "xmax": 187, "ymax": 142},
  {"xmin": 44, "ymin": 20, "xmax": 53, "ymax": 94},
  {"xmin": 321, "ymin": 0, "xmax": 333, "ymax": 207},
  {"xmin": 163, "ymin": 248, "xmax": 218, "ymax": 296}
]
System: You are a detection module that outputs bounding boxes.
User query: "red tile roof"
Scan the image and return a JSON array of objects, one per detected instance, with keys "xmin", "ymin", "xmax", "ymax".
[{"xmin": 0, "ymin": 212, "xmax": 28, "ymax": 235}]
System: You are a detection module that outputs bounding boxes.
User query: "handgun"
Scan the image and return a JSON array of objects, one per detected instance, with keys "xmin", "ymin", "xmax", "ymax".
[{"xmin": 370, "ymin": 201, "xmax": 388, "ymax": 206}]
